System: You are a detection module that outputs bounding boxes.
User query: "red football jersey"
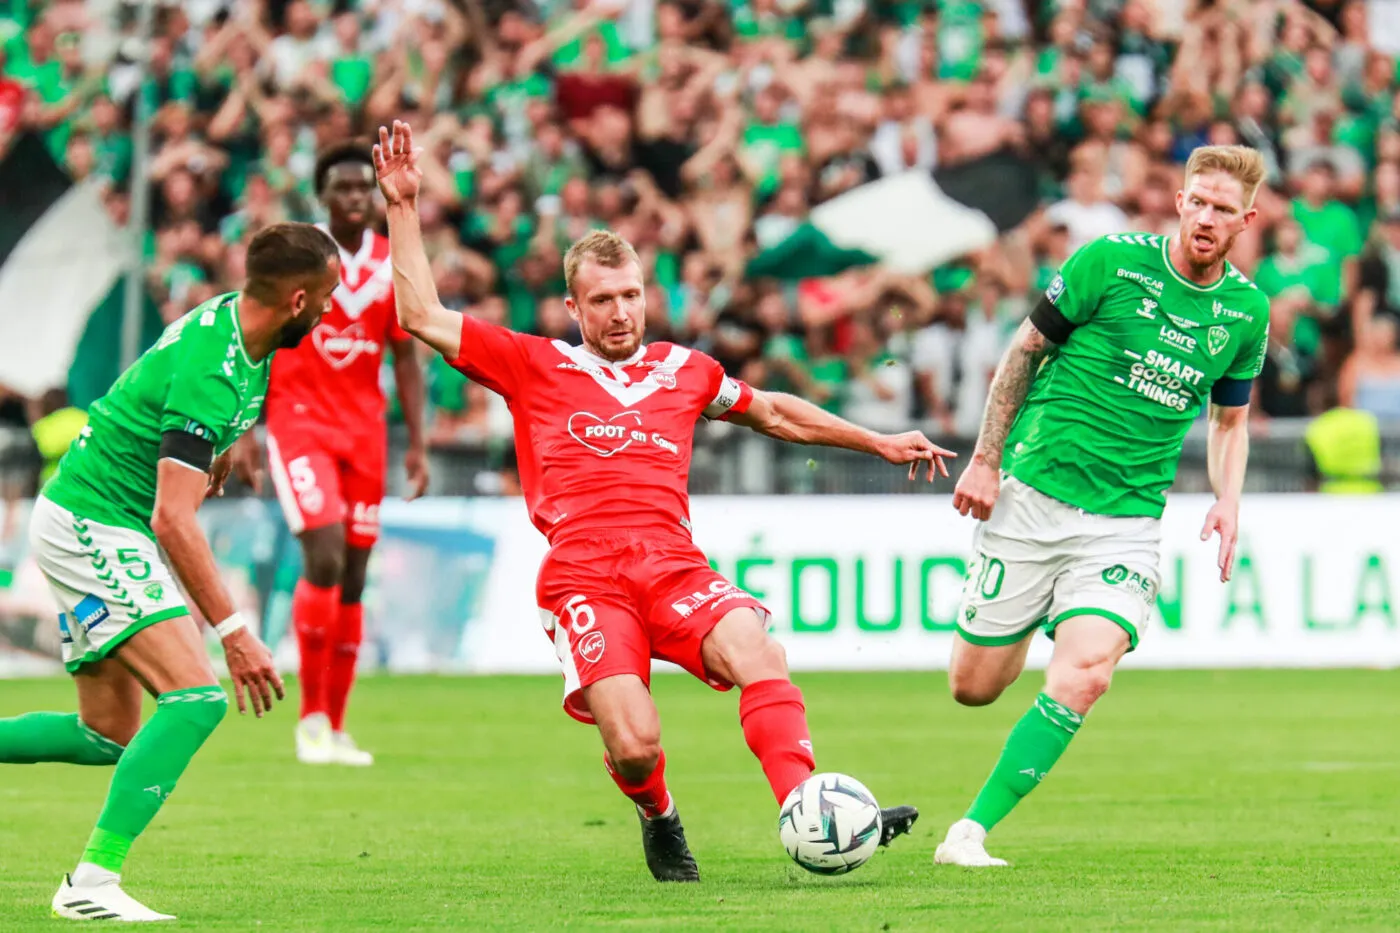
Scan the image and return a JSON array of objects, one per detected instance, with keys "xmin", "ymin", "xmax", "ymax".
[
  {"xmin": 448, "ymin": 315, "xmax": 754, "ymax": 543},
  {"xmin": 266, "ymin": 228, "xmax": 408, "ymax": 436}
]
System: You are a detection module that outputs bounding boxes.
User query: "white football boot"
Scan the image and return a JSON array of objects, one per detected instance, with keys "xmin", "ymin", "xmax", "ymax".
[
  {"xmin": 933, "ymin": 818, "xmax": 1010, "ymax": 867},
  {"xmin": 53, "ymin": 868, "xmax": 175, "ymax": 922},
  {"xmin": 330, "ymin": 731, "xmax": 374, "ymax": 767},
  {"xmin": 295, "ymin": 712, "xmax": 335, "ymax": 765}
]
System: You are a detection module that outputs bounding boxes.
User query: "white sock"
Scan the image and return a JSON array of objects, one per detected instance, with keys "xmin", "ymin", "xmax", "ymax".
[{"xmin": 70, "ymin": 862, "xmax": 119, "ymax": 887}]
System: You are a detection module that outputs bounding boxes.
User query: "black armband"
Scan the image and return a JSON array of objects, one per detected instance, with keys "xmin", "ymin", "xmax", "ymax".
[
  {"xmin": 1029, "ymin": 295, "xmax": 1075, "ymax": 345},
  {"xmin": 1210, "ymin": 377, "xmax": 1252, "ymax": 407},
  {"xmin": 159, "ymin": 430, "xmax": 215, "ymax": 472}
]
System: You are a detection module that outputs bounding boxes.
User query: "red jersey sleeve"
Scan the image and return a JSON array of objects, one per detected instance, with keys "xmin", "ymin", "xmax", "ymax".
[
  {"xmin": 449, "ymin": 313, "xmax": 536, "ymax": 399},
  {"xmin": 383, "ymin": 284, "xmax": 410, "ymax": 345},
  {"xmin": 696, "ymin": 351, "xmax": 754, "ymax": 421}
]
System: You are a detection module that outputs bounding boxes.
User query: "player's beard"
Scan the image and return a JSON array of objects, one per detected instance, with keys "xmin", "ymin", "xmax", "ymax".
[
  {"xmin": 589, "ymin": 324, "xmax": 643, "ymax": 361},
  {"xmin": 279, "ymin": 316, "xmax": 317, "ymax": 349},
  {"xmin": 1185, "ymin": 226, "xmax": 1233, "ymax": 271}
]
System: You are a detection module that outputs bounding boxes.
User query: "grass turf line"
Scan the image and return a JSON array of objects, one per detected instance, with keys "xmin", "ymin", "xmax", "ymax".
[{"xmin": 1, "ymin": 671, "xmax": 1397, "ymax": 931}]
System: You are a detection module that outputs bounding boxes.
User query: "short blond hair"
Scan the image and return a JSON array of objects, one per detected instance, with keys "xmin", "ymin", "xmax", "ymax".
[
  {"xmin": 1184, "ymin": 145, "xmax": 1267, "ymax": 208},
  {"xmin": 563, "ymin": 230, "xmax": 642, "ymax": 299}
]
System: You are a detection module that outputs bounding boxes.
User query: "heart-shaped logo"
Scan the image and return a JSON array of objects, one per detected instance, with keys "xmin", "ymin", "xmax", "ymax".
[
  {"xmin": 313, "ymin": 322, "xmax": 375, "ymax": 370},
  {"xmin": 568, "ymin": 410, "xmax": 642, "ymax": 457}
]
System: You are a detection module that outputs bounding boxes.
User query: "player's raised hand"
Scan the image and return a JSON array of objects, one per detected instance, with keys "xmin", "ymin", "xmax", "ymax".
[
  {"xmin": 875, "ymin": 430, "xmax": 955, "ymax": 483},
  {"xmin": 222, "ymin": 627, "xmax": 285, "ymax": 718},
  {"xmin": 952, "ymin": 458, "xmax": 1000, "ymax": 521},
  {"xmin": 404, "ymin": 444, "xmax": 430, "ymax": 501},
  {"xmin": 1200, "ymin": 499, "xmax": 1239, "ymax": 583},
  {"xmin": 372, "ymin": 120, "xmax": 423, "ymax": 205}
]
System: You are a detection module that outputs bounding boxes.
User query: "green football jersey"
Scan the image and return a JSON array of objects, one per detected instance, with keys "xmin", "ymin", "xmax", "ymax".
[
  {"xmin": 44, "ymin": 292, "xmax": 269, "ymax": 536},
  {"xmin": 1006, "ymin": 234, "xmax": 1270, "ymax": 519}
]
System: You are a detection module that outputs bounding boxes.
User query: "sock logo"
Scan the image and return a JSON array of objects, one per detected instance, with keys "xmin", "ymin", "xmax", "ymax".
[
  {"xmin": 799, "ymin": 740, "xmax": 814, "ymax": 753},
  {"xmin": 1019, "ymin": 768, "xmax": 1046, "ymax": 783},
  {"xmin": 142, "ymin": 785, "xmax": 170, "ymax": 801}
]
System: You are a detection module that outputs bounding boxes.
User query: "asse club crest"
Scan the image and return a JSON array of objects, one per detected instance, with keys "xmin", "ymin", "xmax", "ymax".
[{"xmin": 1207, "ymin": 325, "xmax": 1229, "ymax": 356}]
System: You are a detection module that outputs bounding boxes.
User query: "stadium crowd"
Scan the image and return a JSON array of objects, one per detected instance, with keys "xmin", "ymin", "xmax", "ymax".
[{"xmin": 3, "ymin": 0, "xmax": 1400, "ymax": 447}]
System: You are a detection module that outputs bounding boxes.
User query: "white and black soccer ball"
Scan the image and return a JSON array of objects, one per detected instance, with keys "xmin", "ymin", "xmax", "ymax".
[{"xmin": 778, "ymin": 772, "xmax": 882, "ymax": 874}]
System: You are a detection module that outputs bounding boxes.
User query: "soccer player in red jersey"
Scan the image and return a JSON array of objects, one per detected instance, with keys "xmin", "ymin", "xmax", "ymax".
[
  {"xmin": 262, "ymin": 142, "xmax": 430, "ymax": 766},
  {"xmin": 375, "ymin": 122, "xmax": 953, "ymax": 879}
]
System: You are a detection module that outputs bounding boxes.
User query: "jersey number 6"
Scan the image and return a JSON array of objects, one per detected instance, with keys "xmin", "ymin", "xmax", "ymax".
[{"xmin": 564, "ymin": 595, "xmax": 597, "ymax": 635}]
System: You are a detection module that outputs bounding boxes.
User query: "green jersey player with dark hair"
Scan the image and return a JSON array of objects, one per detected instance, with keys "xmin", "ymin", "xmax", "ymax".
[
  {"xmin": 934, "ymin": 146, "xmax": 1271, "ymax": 867},
  {"xmin": 0, "ymin": 222, "xmax": 339, "ymax": 921}
]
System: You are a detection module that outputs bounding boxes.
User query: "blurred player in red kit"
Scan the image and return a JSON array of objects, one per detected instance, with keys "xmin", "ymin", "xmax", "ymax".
[
  {"xmin": 374, "ymin": 122, "xmax": 952, "ymax": 879},
  {"xmin": 257, "ymin": 142, "xmax": 429, "ymax": 766}
]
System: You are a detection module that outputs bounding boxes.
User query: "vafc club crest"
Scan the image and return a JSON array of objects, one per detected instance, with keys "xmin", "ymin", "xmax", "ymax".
[
  {"xmin": 655, "ymin": 371, "xmax": 677, "ymax": 390},
  {"xmin": 1207, "ymin": 325, "xmax": 1230, "ymax": 356}
]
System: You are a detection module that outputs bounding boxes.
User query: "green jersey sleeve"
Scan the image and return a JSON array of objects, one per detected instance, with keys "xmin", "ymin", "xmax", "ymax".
[
  {"xmin": 1225, "ymin": 300, "xmax": 1271, "ymax": 382},
  {"xmin": 158, "ymin": 331, "xmax": 241, "ymax": 449},
  {"xmin": 1045, "ymin": 237, "xmax": 1113, "ymax": 326}
]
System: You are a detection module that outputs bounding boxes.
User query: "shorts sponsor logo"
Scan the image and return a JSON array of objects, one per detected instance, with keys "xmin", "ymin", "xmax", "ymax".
[
  {"xmin": 1101, "ymin": 564, "xmax": 1156, "ymax": 600},
  {"xmin": 578, "ymin": 630, "xmax": 606, "ymax": 664},
  {"xmin": 58, "ymin": 612, "xmax": 73, "ymax": 644},
  {"xmin": 1207, "ymin": 325, "xmax": 1230, "ymax": 356},
  {"xmin": 1158, "ymin": 325, "xmax": 1197, "ymax": 352},
  {"xmin": 313, "ymin": 322, "xmax": 382, "ymax": 370},
  {"xmin": 143, "ymin": 582, "xmax": 164, "ymax": 602},
  {"xmin": 1046, "ymin": 274, "xmax": 1066, "ymax": 304},
  {"xmin": 74, "ymin": 594, "xmax": 110, "ymax": 632},
  {"xmin": 1116, "ymin": 268, "xmax": 1165, "ymax": 297},
  {"xmin": 671, "ymin": 580, "xmax": 740, "ymax": 618}
]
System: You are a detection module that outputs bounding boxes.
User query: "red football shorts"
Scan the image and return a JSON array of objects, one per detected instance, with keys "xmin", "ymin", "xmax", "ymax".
[
  {"xmin": 266, "ymin": 426, "xmax": 386, "ymax": 549},
  {"xmin": 536, "ymin": 529, "xmax": 768, "ymax": 724}
]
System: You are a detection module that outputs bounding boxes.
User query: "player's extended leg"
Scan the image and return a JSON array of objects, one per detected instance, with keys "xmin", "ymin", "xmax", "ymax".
[
  {"xmin": 0, "ymin": 658, "xmax": 137, "ymax": 765},
  {"xmin": 292, "ymin": 523, "xmax": 345, "ymax": 765},
  {"xmin": 700, "ymin": 608, "xmax": 918, "ymax": 846},
  {"xmin": 54, "ymin": 615, "xmax": 229, "ymax": 921},
  {"xmin": 584, "ymin": 674, "xmax": 699, "ymax": 882},
  {"xmin": 323, "ymin": 544, "xmax": 373, "ymax": 766},
  {"xmin": 936, "ymin": 617, "xmax": 1129, "ymax": 868}
]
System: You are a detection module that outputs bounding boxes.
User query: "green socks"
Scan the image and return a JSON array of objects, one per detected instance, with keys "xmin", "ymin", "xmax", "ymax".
[
  {"xmin": 79, "ymin": 687, "xmax": 228, "ymax": 874},
  {"xmin": 0, "ymin": 711, "xmax": 125, "ymax": 765},
  {"xmin": 965, "ymin": 692, "xmax": 1084, "ymax": 832}
]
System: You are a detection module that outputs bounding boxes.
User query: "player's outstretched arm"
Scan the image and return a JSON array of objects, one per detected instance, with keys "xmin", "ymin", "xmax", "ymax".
[
  {"xmin": 1201, "ymin": 401, "xmax": 1250, "ymax": 583},
  {"xmin": 728, "ymin": 389, "xmax": 955, "ymax": 481},
  {"xmin": 152, "ymin": 457, "xmax": 284, "ymax": 716},
  {"xmin": 374, "ymin": 120, "xmax": 463, "ymax": 360},
  {"xmin": 952, "ymin": 317, "xmax": 1053, "ymax": 521}
]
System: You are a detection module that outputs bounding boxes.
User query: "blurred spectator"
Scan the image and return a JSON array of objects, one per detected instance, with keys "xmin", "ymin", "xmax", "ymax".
[
  {"xmin": 1340, "ymin": 317, "xmax": 1400, "ymax": 419},
  {"xmin": 6, "ymin": 0, "xmax": 1399, "ymax": 445}
]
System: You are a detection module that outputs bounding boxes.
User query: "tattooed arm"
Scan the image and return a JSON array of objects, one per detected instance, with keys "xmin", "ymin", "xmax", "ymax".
[{"xmin": 952, "ymin": 318, "xmax": 1055, "ymax": 520}]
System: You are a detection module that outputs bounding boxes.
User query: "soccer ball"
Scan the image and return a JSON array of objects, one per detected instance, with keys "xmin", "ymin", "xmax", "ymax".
[{"xmin": 778, "ymin": 772, "xmax": 882, "ymax": 874}]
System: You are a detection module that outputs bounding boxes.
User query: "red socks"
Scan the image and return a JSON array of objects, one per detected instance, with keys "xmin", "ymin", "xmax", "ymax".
[
  {"xmin": 326, "ymin": 602, "xmax": 363, "ymax": 732},
  {"xmin": 606, "ymin": 749, "xmax": 672, "ymax": 819},
  {"xmin": 293, "ymin": 581, "xmax": 339, "ymax": 719},
  {"xmin": 740, "ymin": 679, "xmax": 816, "ymax": 803}
]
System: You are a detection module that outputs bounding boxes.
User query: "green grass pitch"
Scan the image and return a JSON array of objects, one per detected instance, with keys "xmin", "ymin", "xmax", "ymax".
[{"xmin": 2, "ymin": 670, "xmax": 1397, "ymax": 931}]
